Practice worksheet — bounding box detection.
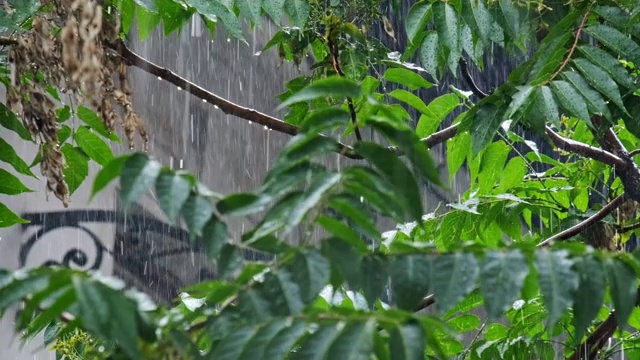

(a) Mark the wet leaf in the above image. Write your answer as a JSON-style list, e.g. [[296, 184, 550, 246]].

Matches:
[[433, 2, 460, 67], [469, 103, 505, 155], [572, 255, 606, 341], [327, 320, 375, 359], [390, 322, 425, 360], [391, 254, 432, 310], [551, 80, 591, 125], [262, 0, 285, 24], [560, 72, 611, 121], [181, 193, 214, 237], [385, 68, 432, 91], [236, 0, 261, 25], [286, 172, 341, 231], [119, 153, 162, 209], [284, 0, 310, 28], [578, 45, 636, 90], [416, 94, 460, 138], [201, 214, 228, 261], [389, 89, 430, 114], [0, 201, 29, 227], [155, 171, 191, 223], [480, 250, 529, 319], [504, 85, 534, 121], [293, 323, 341, 360], [585, 24, 640, 67], [91, 155, 130, 199], [405, 1, 432, 44], [0, 137, 36, 178], [419, 31, 439, 78], [573, 58, 626, 113], [289, 249, 331, 304], [0, 168, 32, 195], [76, 106, 120, 142], [299, 108, 350, 134], [0, 103, 32, 141], [432, 253, 479, 314], [462, 0, 493, 46], [607, 258, 638, 329], [278, 76, 361, 109], [60, 144, 89, 195], [264, 321, 307, 359], [75, 126, 114, 166]]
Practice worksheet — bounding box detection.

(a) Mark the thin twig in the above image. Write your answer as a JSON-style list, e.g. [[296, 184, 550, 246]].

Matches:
[[549, 13, 589, 81], [0, 36, 18, 46], [537, 194, 626, 246], [629, 149, 640, 157], [329, 34, 362, 141], [617, 221, 640, 234]]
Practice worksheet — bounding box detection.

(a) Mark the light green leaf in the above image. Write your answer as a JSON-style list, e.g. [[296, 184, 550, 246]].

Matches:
[[497, 157, 527, 192], [286, 172, 341, 231], [551, 80, 591, 125], [390, 322, 425, 360], [0, 202, 29, 227], [447, 131, 470, 180], [289, 250, 330, 304], [119, 153, 162, 209], [0, 103, 32, 141], [573, 255, 606, 341], [278, 77, 361, 109], [578, 45, 636, 90], [432, 253, 479, 314], [76, 106, 120, 142], [535, 249, 578, 328], [561, 71, 611, 120], [119, 0, 135, 34], [391, 255, 432, 310], [585, 24, 640, 66], [0, 137, 36, 178], [354, 142, 423, 221], [419, 31, 439, 79], [480, 250, 529, 319], [384, 68, 432, 91], [60, 144, 89, 195], [447, 314, 481, 332], [236, 0, 261, 25], [0, 168, 32, 195], [389, 89, 429, 114], [184, 0, 244, 40], [573, 58, 626, 113], [262, 0, 285, 23], [74, 127, 114, 166], [607, 259, 638, 329], [416, 94, 460, 138], [463, 0, 493, 46], [91, 155, 130, 199], [300, 108, 350, 134], [136, 6, 161, 40], [534, 86, 559, 124], [133, 0, 157, 11], [201, 215, 228, 261], [155, 171, 191, 223], [433, 2, 460, 68], [405, 1, 432, 44]]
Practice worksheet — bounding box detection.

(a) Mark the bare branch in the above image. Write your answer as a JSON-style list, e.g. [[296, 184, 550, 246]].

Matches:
[[0, 36, 17, 46], [537, 194, 626, 247], [549, 12, 589, 81]]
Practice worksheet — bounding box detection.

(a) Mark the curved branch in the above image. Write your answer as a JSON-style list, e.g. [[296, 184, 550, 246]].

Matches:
[[0, 36, 18, 46], [549, 13, 589, 81], [545, 126, 626, 167], [459, 58, 488, 99], [537, 194, 626, 246]]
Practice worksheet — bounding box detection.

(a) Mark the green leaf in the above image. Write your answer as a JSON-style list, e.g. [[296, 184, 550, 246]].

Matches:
[[405, 1, 432, 44], [317, 215, 368, 252], [262, 0, 285, 23], [217, 193, 267, 216], [329, 195, 380, 241], [289, 250, 330, 304], [391, 255, 432, 310], [419, 31, 439, 78], [366, 117, 441, 186], [572, 58, 627, 113], [447, 131, 470, 180], [236, 0, 261, 25], [260, 270, 305, 316], [76, 106, 120, 142], [578, 45, 636, 90], [181, 193, 213, 237], [607, 259, 638, 329], [533, 85, 559, 125], [432, 253, 479, 314], [572, 255, 606, 341], [91, 155, 130, 199], [60, 144, 89, 195], [480, 250, 529, 319], [119, 0, 135, 34], [342, 166, 406, 221], [133, 0, 157, 11], [136, 6, 161, 41], [264, 321, 307, 359], [504, 85, 534, 120], [447, 314, 481, 332], [155, 171, 191, 223], [237, 320, 288, 360], [286, 172, 341, 231], [74, 126, 114, 166], [294, 323, 341, 360], [560, 72, 611, 121], [354, 142, 423, 221], [462, 0, 493, 46], [278, 77, 362, 109], [0, 168, 32, 195], [497, 157, 527, 191], [416, 94, 460, 138], [299, 108, 350, 134], [201, 214, 228, 261], [0, 202, 29, 227], [585, 24, 640, 67], [433, 1, 460, 70], [390, 322, 425, 360], [535, 249, 578, 328], [551, 80, 591, 125], [469, 103, 505, 155], [119, 153, 162, 209], [384, 68, 432, 91], [327, 320, 375, 359], [283, 0, 310, 28], [389, 89, 429, 114], [0, 103, 32, 141], [73, 279, 141, 359], [0, 137, 36, 178]]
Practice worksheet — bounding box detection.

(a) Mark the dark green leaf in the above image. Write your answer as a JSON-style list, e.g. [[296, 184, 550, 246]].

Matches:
[[433, 2, 460, 70], [286, 172, 341, 231], [91, 155, 130, 199], [289, 249, 331, 304], [0, 137, 36, 177], [551, 80, 591, 125], [391, 255, 432, 310], [480, 250, 529, 319], [284, 0, 310, 28], [262, 0, 285, 24], [560, 72, 611, 120], [419, 31, 439, 78], [155, 171, 191, 223], [573, 58, 626, 113], [607, 259, 638, 329], [278, 77, 362, 109], [390, 321, 426, 360], [432, 253, 479, 314], [406, 1, 432, 44], [317, 215, 368, 253], [462, 0, 493, 46], [585, 24, 640, 67], [578, 45, 636, 90], [573, 255, 606, 341], [354, 142, 423, 221], [327, 320, 375, 359], [74, 126, 114, 166], [293, 323, 341, 360], [119, 153, 162, 209], [0, 103, 32, 141], [504, 85, 534, 120], [157, 0, 196, 36], [299, 108, 351, 134], [236, 0, 261, 25], [60, 144, 89, 195], [264, 321, 307, 359], [535, 249, 578, 327], [201, 214, 228, 261], [360, 255, 388, 307], [469, 103, 505, 154], [0, 168, 32, 195], [329, 195, 380, 241], [237, 320, 288, 360]]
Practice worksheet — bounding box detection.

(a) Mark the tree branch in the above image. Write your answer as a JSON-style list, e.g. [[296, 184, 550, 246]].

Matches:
[[549, 12, 589, 81], [0, 36, 17, 46], [545, 126, 625, 167], [537, 194, 626, 247]]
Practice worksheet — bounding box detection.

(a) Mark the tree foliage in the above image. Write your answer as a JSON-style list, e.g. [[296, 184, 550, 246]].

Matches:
[[2, 0, 640, 359]]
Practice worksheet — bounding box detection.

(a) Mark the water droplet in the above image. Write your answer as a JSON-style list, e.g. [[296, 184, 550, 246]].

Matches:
[[202, 99, 206, 103], [248, 121, 252, 125], [227, 38, 231, 42], [263, 125, 268, 130], [157, 76, 161, 80], [254, 51, 262, 56], [213, 105, 219, 109], [177, 86, 182, 91], [179, 159, 184, 169]]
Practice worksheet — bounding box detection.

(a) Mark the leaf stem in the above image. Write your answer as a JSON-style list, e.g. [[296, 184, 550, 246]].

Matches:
[[549, 12, 589, 82]]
